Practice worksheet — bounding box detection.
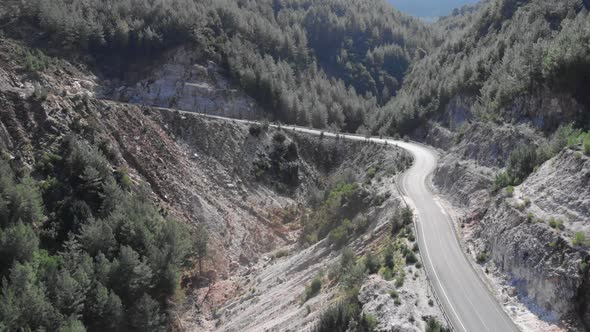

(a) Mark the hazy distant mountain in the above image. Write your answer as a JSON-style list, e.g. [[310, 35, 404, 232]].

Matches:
[[387, 0, 479, 18]]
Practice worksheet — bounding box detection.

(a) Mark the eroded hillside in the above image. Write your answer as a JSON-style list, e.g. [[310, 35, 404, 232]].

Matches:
[[0, 36, 449, 331]]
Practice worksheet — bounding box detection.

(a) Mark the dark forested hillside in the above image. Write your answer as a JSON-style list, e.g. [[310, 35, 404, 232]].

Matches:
[[2, 0, 588, 135], [373, 0, 590, 135], [0, 137, 200, 331], [2, 0, 434, 133]]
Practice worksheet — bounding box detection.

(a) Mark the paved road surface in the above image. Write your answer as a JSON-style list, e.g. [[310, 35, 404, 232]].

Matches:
[[154, 107, 519, 332]]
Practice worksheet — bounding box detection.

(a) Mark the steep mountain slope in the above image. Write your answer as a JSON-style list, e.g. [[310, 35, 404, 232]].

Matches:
[[375, 0, 590, 135], [0, 35, 448, 331], [2, 0, 590, 331]]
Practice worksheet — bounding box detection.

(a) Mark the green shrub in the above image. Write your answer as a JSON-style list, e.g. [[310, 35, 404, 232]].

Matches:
[[573, 232, 588, 247], [506, 186, 514, 197], [354, 215, 370, 235], [313, 301, 358, 332], [389, 289, 399, 299], [272, 249, 289, 260], [493, 172, 512, 192], [35, 152, 63, 175], [548, 218, 564, 230], [364, 252, 380, 274], [303, 275, 323, 302], [476, 251, 488, 263], [383, 244, 395, 269], [273, 132, 287, 144], [405, 250, 418, 265], [303, 182, 360, 245], [526, 213, 535, 223], [114, 168, 132, 189], [425, 317, 450, 332], [328, 219, 353, 248], [379, 266, 393, 281], [22, 49, 54, 73], [584, 137, 590, 156], [394, 274, 404, 288], [249, 124, 263, 137], [401, 207, 413, 225], [361, 314, 377, 332], [366, 168, 377, 181]]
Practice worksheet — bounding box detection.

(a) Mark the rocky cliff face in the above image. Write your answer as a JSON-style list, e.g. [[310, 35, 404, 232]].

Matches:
[[429, 119, 590, 330], [113, 46, 264, 120]]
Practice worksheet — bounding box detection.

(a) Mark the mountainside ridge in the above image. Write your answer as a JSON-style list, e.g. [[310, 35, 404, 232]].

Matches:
[[1, 0, 590, 331]]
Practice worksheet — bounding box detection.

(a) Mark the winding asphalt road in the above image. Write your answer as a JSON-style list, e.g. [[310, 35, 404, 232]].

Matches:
[[392, 141, 518, 332], [154, 107, 519, 332]]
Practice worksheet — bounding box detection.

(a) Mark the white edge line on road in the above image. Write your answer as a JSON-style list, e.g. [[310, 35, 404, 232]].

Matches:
[[406, 197, 468, 332]]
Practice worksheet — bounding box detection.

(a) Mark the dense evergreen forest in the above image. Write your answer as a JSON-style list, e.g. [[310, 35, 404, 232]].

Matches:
[[0, 136, 206, 331], [2, 0, 589, 135], [2, 0, 435, 133], [373, 0, 590, 134]]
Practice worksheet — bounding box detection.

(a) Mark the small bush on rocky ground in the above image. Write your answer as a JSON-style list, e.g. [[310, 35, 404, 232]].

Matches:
[[361, 314, 377, 332], [476, 251, 488, 263], [506, 186, 514, 197], [379, 266, 394, 280], [20, 48, 55, 73], [403, 246, 418, 265], [328, 219, 353, 248], [526, 212, 535, 223], [249, 124, 263, 137], [272, 249, 289, 260], [303, 274, 323, 302], [492, 172, 512, 192], [425, 317, 450, 332], [313, 300, 358, 332], [584, 137, 590, 156], [364, 252, 380, 274], [389, 289, 399, 299], [394, 271, 405, 288], [548, 218, 565, 230], [390, 206, 413, 235], [573, 232, 589, 247], [273, 132, 287, 144]]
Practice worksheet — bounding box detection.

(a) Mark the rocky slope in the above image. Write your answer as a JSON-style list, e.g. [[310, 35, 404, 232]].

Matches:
[[112, 46, 264, 121], [429, 120, 590, 331]]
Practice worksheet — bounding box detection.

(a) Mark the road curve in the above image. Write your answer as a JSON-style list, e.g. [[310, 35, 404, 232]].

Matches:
[[152, 107, 518, 332], [392, 141, 518, 332]]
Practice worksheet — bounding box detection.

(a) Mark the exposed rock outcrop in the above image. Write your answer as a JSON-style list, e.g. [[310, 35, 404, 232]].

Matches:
[[430, 120, 590, 330], [114, 46, 264, 120]]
